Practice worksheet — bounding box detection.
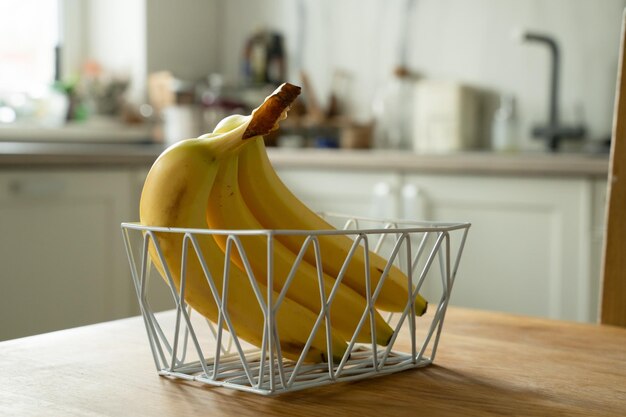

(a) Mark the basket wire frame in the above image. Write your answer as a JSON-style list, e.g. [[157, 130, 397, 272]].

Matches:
[[121, 215, 470, 395]]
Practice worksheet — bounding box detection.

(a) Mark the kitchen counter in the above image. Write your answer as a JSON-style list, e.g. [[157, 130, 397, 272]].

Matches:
[[0, 117, 153, 144], [269, 147, 610, 177], [1, 307, 625, 416], [0, 140, 164, 166], [0, 140, 609, 177]]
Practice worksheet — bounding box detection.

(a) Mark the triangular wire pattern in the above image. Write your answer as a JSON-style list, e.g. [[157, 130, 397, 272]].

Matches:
[[121, 215, 470, 395]]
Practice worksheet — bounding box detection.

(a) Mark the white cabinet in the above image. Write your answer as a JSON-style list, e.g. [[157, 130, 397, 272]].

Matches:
[[276, 168, 402, 219], [0, 162, 603, 341], [0, 169, 137, 340], [275, 167, 606, 323], [402, 174, 599, 322]]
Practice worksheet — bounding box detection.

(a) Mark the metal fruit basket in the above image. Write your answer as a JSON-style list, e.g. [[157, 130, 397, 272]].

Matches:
[[121, 214, 470, 395]]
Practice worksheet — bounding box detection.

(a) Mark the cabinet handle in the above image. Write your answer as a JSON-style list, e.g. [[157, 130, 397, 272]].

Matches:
[[402, 184, 426, 220], [8, 178, 66, 198]]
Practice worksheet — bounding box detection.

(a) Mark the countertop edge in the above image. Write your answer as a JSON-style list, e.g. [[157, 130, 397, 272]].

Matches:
[[0, 141, 610, 177], [267, 148, 610, 177]]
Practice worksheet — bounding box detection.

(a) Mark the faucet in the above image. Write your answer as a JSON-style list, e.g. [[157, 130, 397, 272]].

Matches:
[[517, 30, 586, 151]]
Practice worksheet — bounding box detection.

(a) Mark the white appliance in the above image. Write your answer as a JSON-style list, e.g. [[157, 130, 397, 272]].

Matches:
[[412, 80, 479, 153]]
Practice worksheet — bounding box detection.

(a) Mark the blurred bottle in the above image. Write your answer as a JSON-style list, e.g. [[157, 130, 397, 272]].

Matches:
[[162, 77, 201, 144], [41, 84, 70, 127], [201, 74, 246, 132], [242, 30, 286, 87], [266, 33, 286, 85], [202, 74, 227, 132], [491, 94, 519, 152], [372, 67, 415, 150]]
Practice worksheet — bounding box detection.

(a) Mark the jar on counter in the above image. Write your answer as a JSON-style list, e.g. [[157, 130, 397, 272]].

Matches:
[[491, 94, 519, 152]]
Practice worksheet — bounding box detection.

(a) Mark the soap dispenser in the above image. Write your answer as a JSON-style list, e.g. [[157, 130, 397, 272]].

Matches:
[[491, 94, 518, 152]]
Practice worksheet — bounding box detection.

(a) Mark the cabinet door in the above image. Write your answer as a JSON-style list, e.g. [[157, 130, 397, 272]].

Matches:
[[403, 174, 595, 322], [275, 168, 402, 219], [0, 169, 136, 340]]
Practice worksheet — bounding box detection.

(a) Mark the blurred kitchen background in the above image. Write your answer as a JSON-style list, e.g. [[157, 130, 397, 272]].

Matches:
[[1, 0, 623, 340]]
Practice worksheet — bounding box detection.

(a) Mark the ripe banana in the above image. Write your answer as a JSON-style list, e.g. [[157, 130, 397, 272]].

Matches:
[[139, 94, 347, 363], [237, 136, 428, 315], [206, 152, 394, 346]]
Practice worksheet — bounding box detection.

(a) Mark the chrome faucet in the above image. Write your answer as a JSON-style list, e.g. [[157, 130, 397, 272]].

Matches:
[[518, 30, 586, 151]]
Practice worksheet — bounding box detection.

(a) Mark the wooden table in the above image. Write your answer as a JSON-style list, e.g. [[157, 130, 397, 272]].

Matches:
[[2, 307, 625, 416]]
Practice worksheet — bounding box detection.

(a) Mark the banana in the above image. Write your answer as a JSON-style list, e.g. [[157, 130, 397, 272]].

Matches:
[[139, 89, 347, 363], [206, 152, 394, 346], [237, 136, 428, 315]]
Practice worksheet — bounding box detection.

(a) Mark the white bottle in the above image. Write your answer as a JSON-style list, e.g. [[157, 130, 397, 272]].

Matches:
[[491, 94, 518, 152], [372, 67, 415, 150]]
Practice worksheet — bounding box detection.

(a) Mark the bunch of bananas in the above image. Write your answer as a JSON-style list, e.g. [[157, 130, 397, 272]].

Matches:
[[140, 83, 427, 363]]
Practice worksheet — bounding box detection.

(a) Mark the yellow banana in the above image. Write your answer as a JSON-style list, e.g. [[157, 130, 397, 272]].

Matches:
[[237, 136, 428, 315], [206, 152, 394, 346], [140, 104, 347, 363]]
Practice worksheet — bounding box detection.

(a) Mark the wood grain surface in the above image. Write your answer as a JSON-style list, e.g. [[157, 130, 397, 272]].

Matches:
[[1, 307, 625, 417]]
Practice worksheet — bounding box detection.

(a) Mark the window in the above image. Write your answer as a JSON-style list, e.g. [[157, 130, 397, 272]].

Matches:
[[0, 0, 60, 95]]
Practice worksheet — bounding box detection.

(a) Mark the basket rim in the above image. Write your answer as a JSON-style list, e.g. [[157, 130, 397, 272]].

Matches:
[[121, 218, 471, 236]]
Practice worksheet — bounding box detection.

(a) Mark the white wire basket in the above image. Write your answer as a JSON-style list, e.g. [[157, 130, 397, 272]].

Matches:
[[121, 214, 470, 395]]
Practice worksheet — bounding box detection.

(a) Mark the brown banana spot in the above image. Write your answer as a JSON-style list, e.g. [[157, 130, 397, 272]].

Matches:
[[281, 341, 305, 354], [165, 184, 187, 220]]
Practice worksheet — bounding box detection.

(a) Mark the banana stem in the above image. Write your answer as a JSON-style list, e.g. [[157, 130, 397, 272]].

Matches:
[[243, 83, 301, 140]]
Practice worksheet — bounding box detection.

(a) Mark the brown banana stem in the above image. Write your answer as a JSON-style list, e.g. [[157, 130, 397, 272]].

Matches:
[[242, 83, 301, 140]]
